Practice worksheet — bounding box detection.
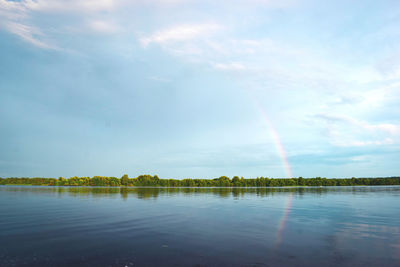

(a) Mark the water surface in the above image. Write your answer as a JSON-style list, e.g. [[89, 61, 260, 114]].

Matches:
[[1, 186, 400, 266]]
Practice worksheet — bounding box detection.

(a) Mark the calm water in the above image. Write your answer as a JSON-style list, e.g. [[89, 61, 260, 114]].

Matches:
[[1, 186, 400, 267]]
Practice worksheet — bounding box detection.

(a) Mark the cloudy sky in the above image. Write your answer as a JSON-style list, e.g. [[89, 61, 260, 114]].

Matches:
[[1, 0, 399, 178]]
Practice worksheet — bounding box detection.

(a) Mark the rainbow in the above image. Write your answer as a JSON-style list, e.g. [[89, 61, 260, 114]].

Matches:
[[246, 90, 294, 250], [248, 93, 293, 178]]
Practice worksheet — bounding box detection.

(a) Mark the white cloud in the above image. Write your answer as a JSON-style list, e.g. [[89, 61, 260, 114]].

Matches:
[[5, 22, 56, 49], [0, 0, 122, 48], [0, 0, 27, 20], [313, 113, 400, 147], [140, 23, 222, 47], [24, 0, 116, 13], [213, 62, 247, 71], [244, 0, 297, 8], [317, 113, 400, 134], [88, 20, 120, 34], [0, 0, 293, 52]]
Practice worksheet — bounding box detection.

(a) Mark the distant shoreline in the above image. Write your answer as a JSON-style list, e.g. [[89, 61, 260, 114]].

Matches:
[[1, 175, 399, 187], [1, 185, 399, 188]]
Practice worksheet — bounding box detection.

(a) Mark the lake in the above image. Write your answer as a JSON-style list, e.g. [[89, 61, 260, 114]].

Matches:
[[1, 186, 399, 266]]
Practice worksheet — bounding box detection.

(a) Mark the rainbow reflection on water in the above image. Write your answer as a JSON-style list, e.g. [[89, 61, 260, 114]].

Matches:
[[247, 92, 294, 250]]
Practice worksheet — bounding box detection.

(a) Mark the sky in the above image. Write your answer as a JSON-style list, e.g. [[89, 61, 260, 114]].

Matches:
[[0, 0, 400, 179]]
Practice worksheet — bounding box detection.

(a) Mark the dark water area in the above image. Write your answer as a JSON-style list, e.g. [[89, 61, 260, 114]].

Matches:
[[1, 186, 400, 267]]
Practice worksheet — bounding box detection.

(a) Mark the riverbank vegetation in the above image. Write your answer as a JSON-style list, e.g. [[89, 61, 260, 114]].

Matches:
[[1, 175, 399, 187]]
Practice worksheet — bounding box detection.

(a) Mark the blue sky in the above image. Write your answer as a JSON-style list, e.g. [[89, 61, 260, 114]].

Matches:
[[0, 0, 399, 178]]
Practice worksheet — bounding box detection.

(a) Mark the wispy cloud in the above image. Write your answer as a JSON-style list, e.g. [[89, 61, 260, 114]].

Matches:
[[212, 62, 247, 71], [23, 0, 117, 13], [0, 0, 27, 20], [140, 23, 222, 47], [0, 0, 123, 48], [5, 22, 56, 49], [87, 20, 120, 34], [313, 113, 400, 147], [0, 0, 50, 48]]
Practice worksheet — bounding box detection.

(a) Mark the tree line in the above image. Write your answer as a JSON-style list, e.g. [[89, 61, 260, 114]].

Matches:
[[0, 175, 399, 187]]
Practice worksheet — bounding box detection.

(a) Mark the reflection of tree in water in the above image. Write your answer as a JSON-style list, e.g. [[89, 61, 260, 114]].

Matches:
[[134, 188, 160, 199], [67, 187, 121, 199], [120, 188, 128, 201], [0, 186, 371, 200]]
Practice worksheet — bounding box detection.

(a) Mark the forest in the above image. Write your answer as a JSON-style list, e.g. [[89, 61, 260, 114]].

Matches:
[[1, 175, 400, 187]]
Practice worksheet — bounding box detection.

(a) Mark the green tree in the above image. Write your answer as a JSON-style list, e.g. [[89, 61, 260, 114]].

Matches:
[[232, 176, 240, 187], [121, 174, 129, 186]]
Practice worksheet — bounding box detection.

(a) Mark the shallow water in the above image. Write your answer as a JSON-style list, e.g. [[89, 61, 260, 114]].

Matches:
[[1, 186, 400, 266]]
